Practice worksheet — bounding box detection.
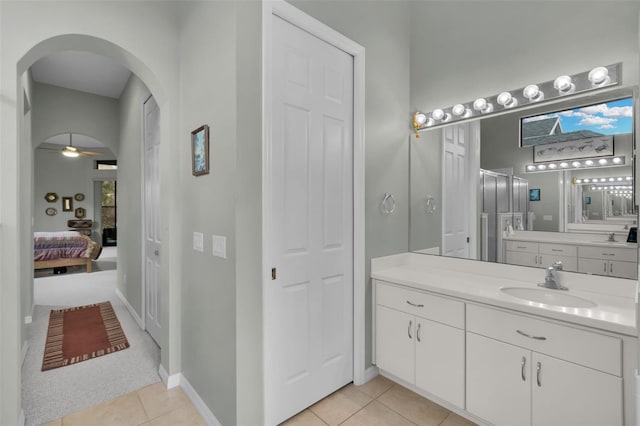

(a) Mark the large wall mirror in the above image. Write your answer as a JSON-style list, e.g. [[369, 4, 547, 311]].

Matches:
[[410, 86, 638, 279]]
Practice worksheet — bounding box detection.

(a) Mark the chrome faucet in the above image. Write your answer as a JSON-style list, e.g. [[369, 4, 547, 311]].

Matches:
[[608, 232, 617, 242], [538, 261, 568, 290]]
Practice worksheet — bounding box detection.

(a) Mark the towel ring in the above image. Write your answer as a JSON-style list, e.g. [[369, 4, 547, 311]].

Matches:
[[381, 193, 396, 214]]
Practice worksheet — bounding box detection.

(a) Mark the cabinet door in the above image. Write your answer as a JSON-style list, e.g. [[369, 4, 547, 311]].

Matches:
[[608, 260, 637, 279], [466, 333, 530, 426], [532, 353, 622, 426], [376, 306, 414, 384], [577, 258, 608, 276], [415, 319, 464, 408], [506, 250, 540, 268]]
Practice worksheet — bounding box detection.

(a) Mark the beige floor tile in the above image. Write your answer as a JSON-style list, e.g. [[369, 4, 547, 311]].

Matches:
[[377, 385, 449, 426], [341, 400, 416, 426], [137, 382, 192, 420], [440, 412, 478, 426], [63, 392, 148, 426], [43, 420, 62, 426], [355, 375, 394, 399], [141, 405, 206, 426], [281, 409, 328, 426], [309, 384, 372, 426]]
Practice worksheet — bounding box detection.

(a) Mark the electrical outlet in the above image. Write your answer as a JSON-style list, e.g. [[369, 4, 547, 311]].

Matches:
[[212, 235, 227, 259]]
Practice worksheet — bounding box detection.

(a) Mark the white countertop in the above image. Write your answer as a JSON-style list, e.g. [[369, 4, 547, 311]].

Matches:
[[371, 253, 638, 336], [503, 230, 636, 249]]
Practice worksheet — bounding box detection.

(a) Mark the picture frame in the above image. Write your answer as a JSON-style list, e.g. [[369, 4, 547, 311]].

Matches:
[[62, 197, 73, 212], [585, 196, 591, 205], [74, 207, 86, 219], [74, 193, 85, 201], [45, 192, 59, 203], [191, 124, 210, 176], [45, 207, 57, 216], [532, 136, 614, 163], [529, 188, 541, 202]]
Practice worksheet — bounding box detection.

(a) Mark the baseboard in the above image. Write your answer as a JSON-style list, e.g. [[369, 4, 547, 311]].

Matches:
[[21, 341, 28, 366], [158, 364, 180, 389], [115, 287, 144, 329], [180, 373, 222, 426], [24, 303, 34, 324]]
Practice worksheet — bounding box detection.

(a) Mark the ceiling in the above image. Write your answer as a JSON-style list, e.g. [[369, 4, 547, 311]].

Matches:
[[30, 50, 131, 99]]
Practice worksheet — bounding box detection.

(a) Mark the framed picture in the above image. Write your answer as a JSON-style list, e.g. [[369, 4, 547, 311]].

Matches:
[[74, 207, 86, 219], [45, 207, 57, 216], [532, 136, 614, 163], [62, 197, 73, 212], [45, 192, 58, 203], [585, 196, 591, 205], [74, 193, 85, 201], [191, 124, 210, 176], [529, 188, 541, 202]]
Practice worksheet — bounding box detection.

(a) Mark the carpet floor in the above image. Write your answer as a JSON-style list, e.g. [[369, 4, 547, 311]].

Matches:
[[23, 250, 161, 426]]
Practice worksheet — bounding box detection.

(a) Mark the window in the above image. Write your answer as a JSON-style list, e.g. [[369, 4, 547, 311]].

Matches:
[[96, 160, 118, 170]]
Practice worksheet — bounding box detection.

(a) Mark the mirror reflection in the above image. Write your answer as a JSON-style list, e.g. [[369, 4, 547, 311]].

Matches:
[[410, 87, 637, 279]]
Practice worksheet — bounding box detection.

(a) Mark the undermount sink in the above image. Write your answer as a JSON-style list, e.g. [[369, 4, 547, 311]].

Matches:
[[501, 287, 597, 308]]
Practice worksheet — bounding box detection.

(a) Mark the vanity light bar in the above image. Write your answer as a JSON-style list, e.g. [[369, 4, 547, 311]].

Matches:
[[525, 156, 625, 173], [412, 63, 620, 132]]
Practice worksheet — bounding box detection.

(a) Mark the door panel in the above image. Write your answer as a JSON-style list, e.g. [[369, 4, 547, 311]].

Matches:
[[443, 124, 470, 258], [266, 15, 354, 425], [143, 95, 161, 346]]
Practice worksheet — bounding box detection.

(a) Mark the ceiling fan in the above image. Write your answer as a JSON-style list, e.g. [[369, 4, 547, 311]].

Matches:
[[39, 133, 104, 157]]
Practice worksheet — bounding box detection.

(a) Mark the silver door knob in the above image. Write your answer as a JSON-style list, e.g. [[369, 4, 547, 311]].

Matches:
[[154, 250, 159, 256]]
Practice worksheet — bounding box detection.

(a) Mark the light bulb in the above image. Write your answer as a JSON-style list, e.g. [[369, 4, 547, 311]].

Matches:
[[572, 161, 581, 167], [612, 157, 622, 164], [600, 178, 606, 182], [554, 75, 575, 94], [537, 164, 547, 170], [523, 84, 544, 102], [548, 163, 557, 169], [497, 92, 517, 108], [473, 98, 493, 113], [575, 179, 582, 183], [585, 160, 594, 166], [583, 179, 590, 183], [452, 104, 470, 117], [527, 165, 536, 171], [609, 178, 615, 182], [599, 158, 608, 165], [560, 162, 569, 168], [414, 112, 427, 126], [588, 66, 610, 87], [432, 109, 445, 120]]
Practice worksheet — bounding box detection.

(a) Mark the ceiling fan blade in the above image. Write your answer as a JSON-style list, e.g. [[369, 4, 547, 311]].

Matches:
[[78, 150, 104, 156], [36, 146, 62, 152]]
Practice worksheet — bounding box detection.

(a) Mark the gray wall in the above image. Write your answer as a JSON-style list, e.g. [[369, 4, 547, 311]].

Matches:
[[117, 74, 150, 319], [31, 82, 119, 153], [178, 2, 238, 424], [290, 0, 412, 371]]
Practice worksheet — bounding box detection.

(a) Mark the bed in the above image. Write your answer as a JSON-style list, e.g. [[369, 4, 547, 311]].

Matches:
[[34, 231, 102, 273]]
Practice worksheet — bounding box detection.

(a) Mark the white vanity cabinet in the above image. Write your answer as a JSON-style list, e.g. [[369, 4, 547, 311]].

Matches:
[[578, 246, 637, 279], [504, 241, 577, 271], [375, 281, 465, 408], [466, 304, 623, 426]]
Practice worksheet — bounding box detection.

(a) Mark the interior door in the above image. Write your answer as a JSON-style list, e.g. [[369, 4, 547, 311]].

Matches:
[[265, 14, 354, 425], [143, 95, 161, 346], [443, 124, 470, 258]]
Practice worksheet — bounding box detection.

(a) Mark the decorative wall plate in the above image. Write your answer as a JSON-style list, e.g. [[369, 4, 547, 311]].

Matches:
[[45, 192, 59, 203], [74, 207, 86, 219], [45, 207, 57, 216], [74, 193, 85, 201]]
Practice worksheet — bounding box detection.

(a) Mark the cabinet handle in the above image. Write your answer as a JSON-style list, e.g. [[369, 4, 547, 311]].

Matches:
[[517, 246, 527, 249], [536, 362, 542, 387], [416, 323, 421, 342], [610, 263, 613, 273], [408, 320, 412, 339], [521, 356, 526, 381], [516, 329, 547, 341], [602, 253, 615, 256], [406, 300, 424, 308], [604, 261, 607, 273], [551, 249, 563, 252], [539, 255, 542, 265]]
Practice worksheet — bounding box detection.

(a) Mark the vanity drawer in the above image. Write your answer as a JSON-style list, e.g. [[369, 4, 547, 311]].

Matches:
[[505, 241, 538, 253], [579, 246, 636, 262], [539, 243, 577, 257], [466, 304, 621, 376], [376, 281, 464, 329]]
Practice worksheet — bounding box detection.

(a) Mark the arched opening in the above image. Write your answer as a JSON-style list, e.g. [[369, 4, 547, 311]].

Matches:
[[16, 34, 172, 424]]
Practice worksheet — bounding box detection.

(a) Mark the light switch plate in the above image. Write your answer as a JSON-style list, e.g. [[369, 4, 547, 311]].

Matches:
[[212, 235, 227, 259], [193, 232, 204, 252]]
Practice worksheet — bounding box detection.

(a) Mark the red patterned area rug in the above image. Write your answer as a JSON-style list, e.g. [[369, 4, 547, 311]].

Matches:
[[42, 301, 130, 371]]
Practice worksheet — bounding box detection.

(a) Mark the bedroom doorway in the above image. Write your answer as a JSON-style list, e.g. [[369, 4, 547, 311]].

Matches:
[[101, 180, 117, 247]]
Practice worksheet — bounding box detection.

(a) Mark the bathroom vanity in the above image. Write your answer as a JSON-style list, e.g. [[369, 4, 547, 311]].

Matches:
[[372, 253, 638, 426], [503, 230, 637, 279]]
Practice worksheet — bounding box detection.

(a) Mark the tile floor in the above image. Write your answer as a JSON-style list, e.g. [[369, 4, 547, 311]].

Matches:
[[283, 375, 478, 426], [42, 375, 477, 426], [43, 382, 205, 426]]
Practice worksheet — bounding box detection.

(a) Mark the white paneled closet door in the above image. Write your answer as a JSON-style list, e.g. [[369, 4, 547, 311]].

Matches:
[[143, 95, 161, 346], [265, 14, 354, 425]]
